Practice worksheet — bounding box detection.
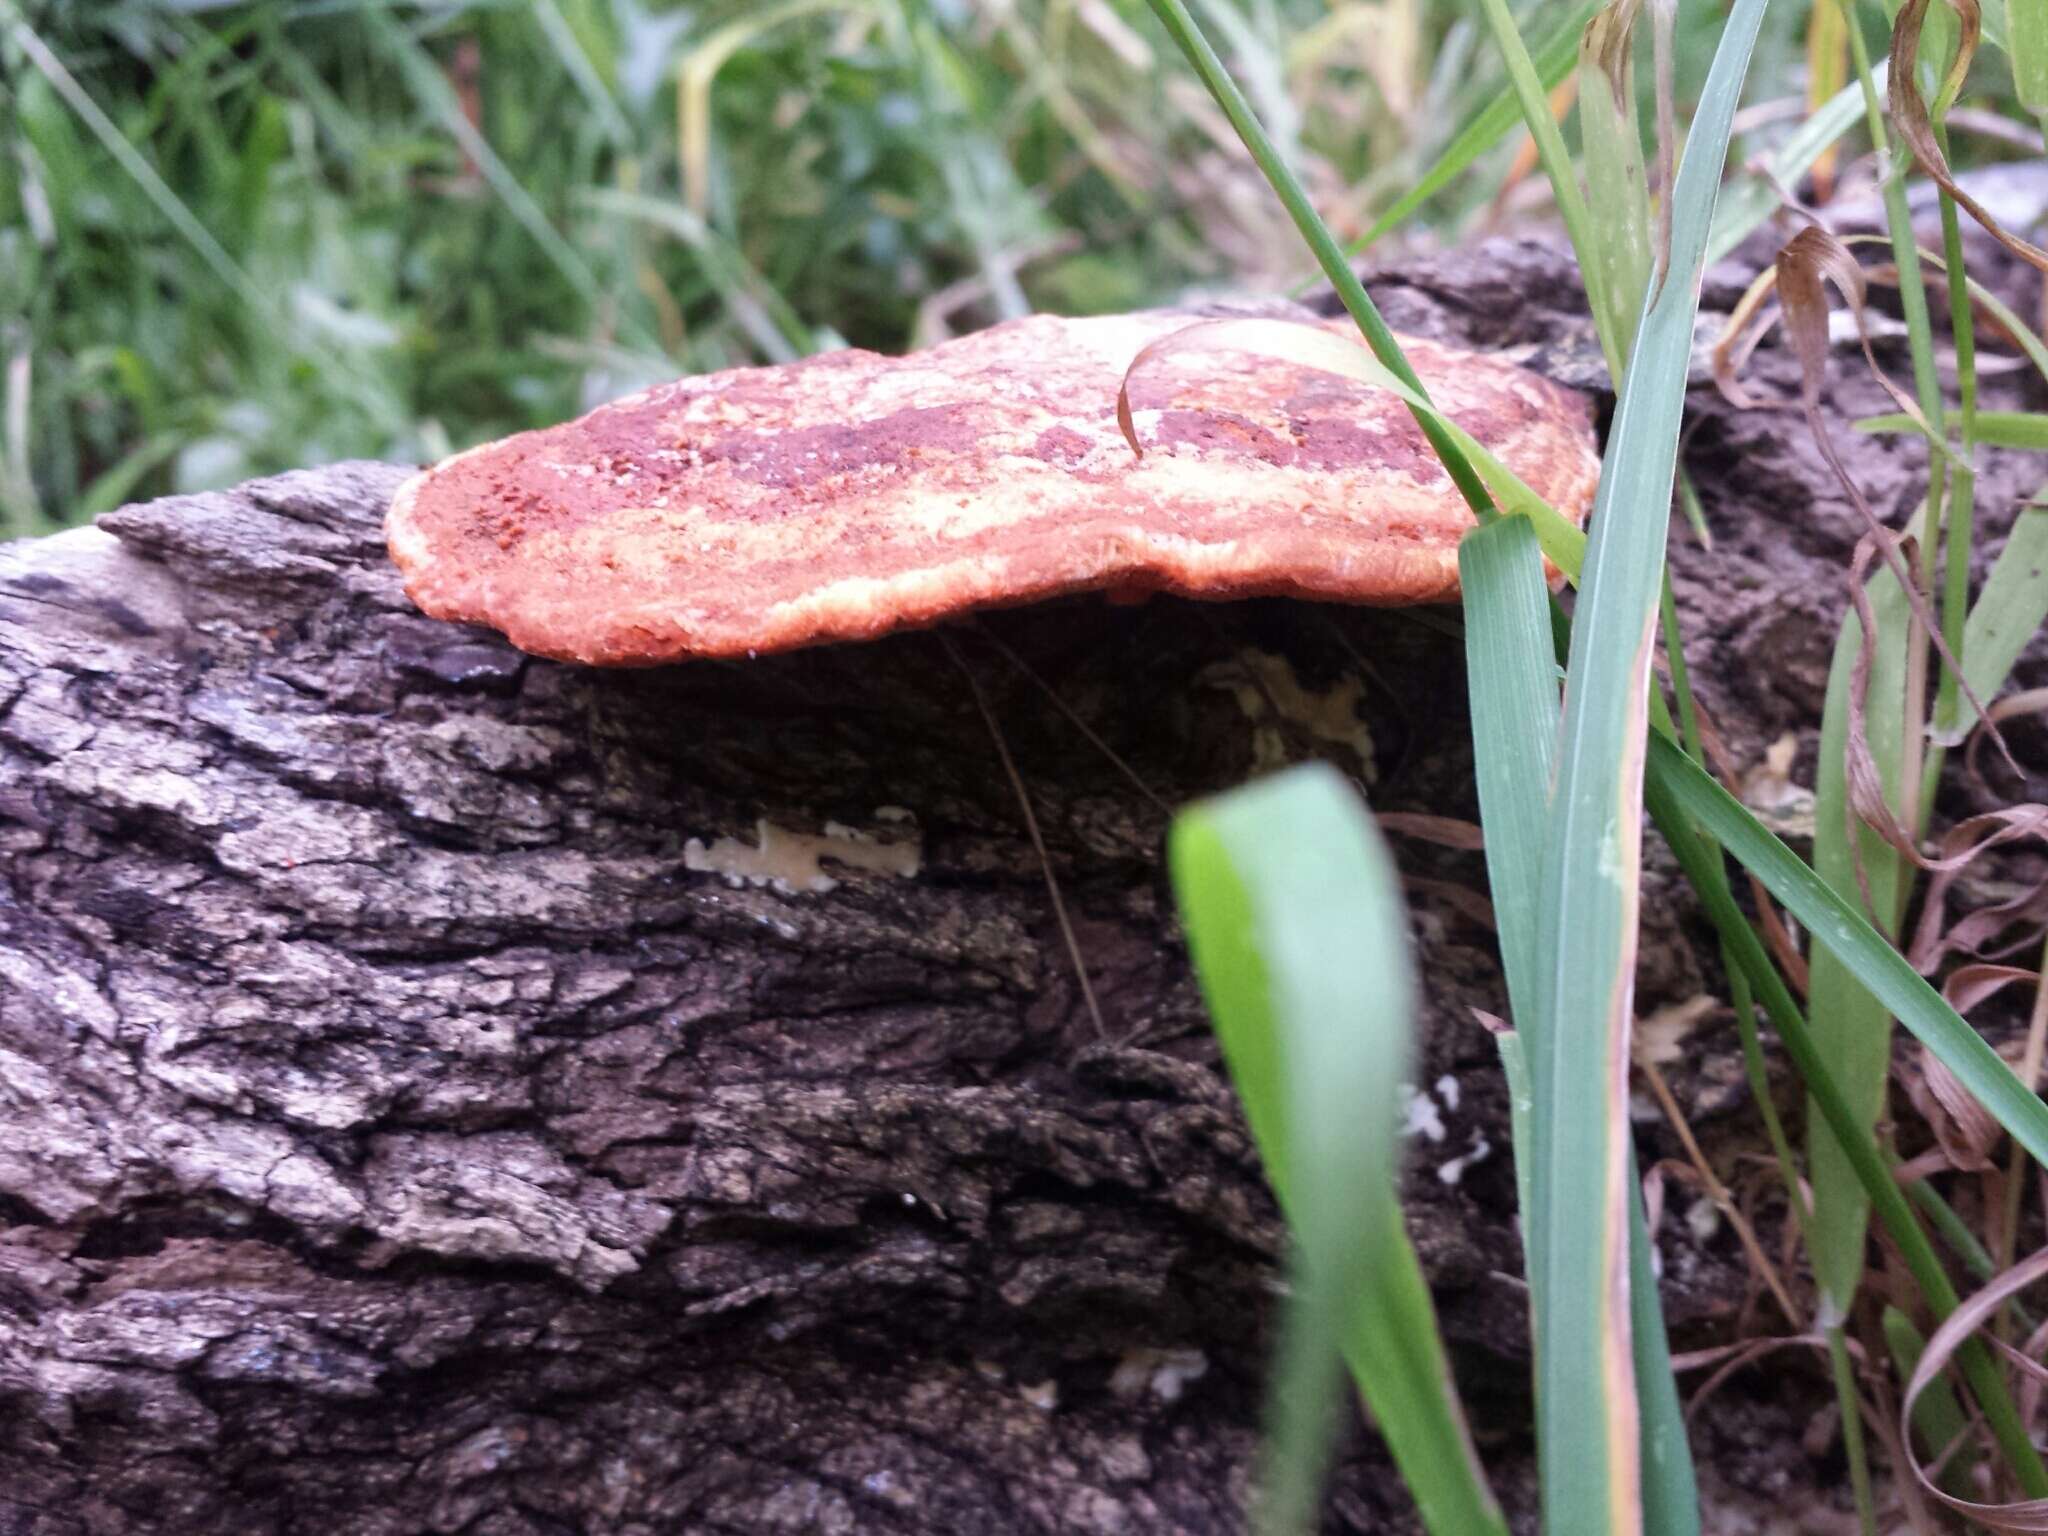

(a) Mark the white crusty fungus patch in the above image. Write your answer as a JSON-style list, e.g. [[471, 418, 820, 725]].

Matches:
[[1110, 1346, 1209, 1404], [683, 816, 921, 895], [1437, 1131, 1491, 1187], [1399, 1082, 1446, 1144], [1687, 1195, 1721, 1245], [1633, 993, 1717, 1068], [1018, 1378, 1060, 1412], [1197, 648, 1376, 779], [1740, 731, 1816, 840]]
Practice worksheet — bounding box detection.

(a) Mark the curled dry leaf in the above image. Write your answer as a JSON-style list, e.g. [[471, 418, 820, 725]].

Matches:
[[1903, 1041, 2004, 1172], [1581, 1, 1644, 123], [1890, 0, 2048, 279], [1709, 263, 1789, 412], [1907, 806, 2048, 973], [1970, 688, 2048, 788], [1902, 1246, 2048, 1532], [1944, 964, 2041, 1016]]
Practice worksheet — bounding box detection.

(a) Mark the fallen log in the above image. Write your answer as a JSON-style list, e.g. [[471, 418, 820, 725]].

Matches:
[[2, 237, 2043, 1534]]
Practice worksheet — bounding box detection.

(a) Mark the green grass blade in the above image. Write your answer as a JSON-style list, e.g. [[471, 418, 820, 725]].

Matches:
[[2010, 0, 2048, 117], [1170, 765, 1505, 1536], [1138, 0, 1500, 522], [1882, 1306, 1977, 1496], [1706, 69, 1875, 266], [530, 0, 634, 147], [5, 11, 404, 439], [1648, 735, 2048, 1165], [1799, 0, 1955, 1356], [576, 187, 813, 362], [1458, 512, 1560, 1350], [1495, 1029, 1537, 1251], [363, 9, 655, 354], [1854, 410, 2048, 449], [1956, 498, 2048, 735], [1528, 3, 1768, 1527], [1979, 0, 2011, 54], [1343, 1, 1599, 258], [1578, 0, 1655, 364], [1459, 515, 1560, 1026], [1628, 1144, 1700, 1536], [1806, 557, 1912, 1315], [1472, 0, 1619, 378], [1909, 249, 2048, 392], [1464, 409, 1699, 1536], [1640, 745, 2048, 1497]]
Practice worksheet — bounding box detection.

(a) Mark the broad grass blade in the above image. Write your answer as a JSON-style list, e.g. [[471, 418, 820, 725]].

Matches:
[[1806, 545, 1913, 1316], [1462, 515, 1699, 1535], [1527, 3, 1767, 1529], [1578, 0, 1654, 361], [1958, 498, 2048, 734], [1459, 516, 1560, 1024], [2014, 0, 2048, 116], [1170, 765, 1504, 1536], [1628, 1143, 1699, 1536], [1883, 1306, 1978, 1497]]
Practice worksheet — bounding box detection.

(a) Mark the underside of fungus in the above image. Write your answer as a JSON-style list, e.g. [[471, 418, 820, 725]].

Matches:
[[387, 310, 1600, 665]]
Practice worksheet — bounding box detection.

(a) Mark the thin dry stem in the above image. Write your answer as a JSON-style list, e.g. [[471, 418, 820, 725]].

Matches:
[[941, 632, 1108, 1040]]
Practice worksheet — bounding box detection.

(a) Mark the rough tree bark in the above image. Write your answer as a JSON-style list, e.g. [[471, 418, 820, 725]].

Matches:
[[2, 238, 2044, 1535]]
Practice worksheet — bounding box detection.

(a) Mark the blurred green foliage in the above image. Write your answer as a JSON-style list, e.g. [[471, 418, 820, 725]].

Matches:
[[0, 0, 1626, 529], [0, 0, 1999, 531]]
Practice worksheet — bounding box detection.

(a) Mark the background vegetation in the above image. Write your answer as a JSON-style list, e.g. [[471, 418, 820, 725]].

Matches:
[[4, 0, 2017, 535]]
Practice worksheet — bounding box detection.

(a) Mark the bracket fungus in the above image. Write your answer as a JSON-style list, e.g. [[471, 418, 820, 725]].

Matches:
[[387, 311, 1599, 664]]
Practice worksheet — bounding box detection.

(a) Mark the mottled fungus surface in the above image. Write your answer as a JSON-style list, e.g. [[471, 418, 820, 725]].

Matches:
[[387, 311, 1599, 664]]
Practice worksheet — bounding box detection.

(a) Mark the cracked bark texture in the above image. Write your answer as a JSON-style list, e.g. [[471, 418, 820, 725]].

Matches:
[[2, 236, 2045, 1535]]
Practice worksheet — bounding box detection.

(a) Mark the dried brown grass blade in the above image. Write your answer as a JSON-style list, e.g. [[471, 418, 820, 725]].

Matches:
[[1710, 264, 1786, 410], [1674, 1332, 1841, 1420], [1762, 228, 2017, 873], [941, 633, 1109, 1040], [1903, 1042, 2005, 1171], [1945, 964, 2040, 1014], [1639, 1057, 1803, 1327], [1889, 0, 2048, 278]]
